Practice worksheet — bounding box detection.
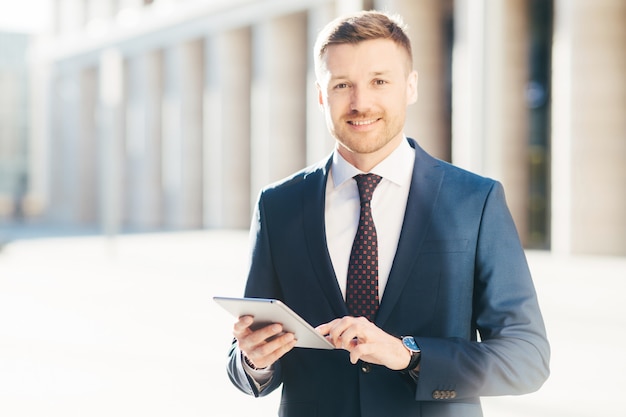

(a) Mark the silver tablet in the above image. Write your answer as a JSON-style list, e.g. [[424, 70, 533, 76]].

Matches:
[[213, 296, 334, 350]]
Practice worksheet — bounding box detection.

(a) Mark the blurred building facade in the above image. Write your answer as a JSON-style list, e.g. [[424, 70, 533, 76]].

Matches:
[[0, 32, 30, 222], [12, 0, 626, 256]]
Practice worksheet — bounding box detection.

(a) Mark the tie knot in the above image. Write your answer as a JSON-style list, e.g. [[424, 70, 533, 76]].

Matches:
[[354, 174, 382, 204]]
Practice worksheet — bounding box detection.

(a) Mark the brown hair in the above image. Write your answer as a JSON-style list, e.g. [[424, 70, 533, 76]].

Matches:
[[314, 10, 413, 75]]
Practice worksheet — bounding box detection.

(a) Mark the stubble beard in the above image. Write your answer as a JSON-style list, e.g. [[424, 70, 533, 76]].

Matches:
[[331, 112, 403, 157]]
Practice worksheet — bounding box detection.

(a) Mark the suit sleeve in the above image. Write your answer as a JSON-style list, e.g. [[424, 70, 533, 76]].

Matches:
[[414, 182, 550, 400], [226, 191, 284, 397]]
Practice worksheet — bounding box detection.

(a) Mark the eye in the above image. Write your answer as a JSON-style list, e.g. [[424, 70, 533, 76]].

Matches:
[[334, 83, 349, 90], [374, 79, 387, 86]]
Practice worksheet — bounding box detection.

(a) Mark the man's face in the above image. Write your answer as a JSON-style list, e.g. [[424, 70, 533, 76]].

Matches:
[[317, 38, 417, 166]]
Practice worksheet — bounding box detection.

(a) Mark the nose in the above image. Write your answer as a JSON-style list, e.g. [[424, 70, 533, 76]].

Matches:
[[350, 85, 371, 113]]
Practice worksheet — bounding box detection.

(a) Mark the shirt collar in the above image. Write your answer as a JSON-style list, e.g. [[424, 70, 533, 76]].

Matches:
[[331, 137, 415, 188]]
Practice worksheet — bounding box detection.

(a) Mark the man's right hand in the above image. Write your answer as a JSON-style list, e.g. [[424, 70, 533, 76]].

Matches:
[[233, 315, 298, 369]]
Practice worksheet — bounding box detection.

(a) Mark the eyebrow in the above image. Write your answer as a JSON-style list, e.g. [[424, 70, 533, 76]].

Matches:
[[329, 70, 392, 81]]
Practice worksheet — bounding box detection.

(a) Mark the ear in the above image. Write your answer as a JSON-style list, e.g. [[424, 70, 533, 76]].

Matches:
[[406, 70, 418, 105], [316, 82, 325, 109]]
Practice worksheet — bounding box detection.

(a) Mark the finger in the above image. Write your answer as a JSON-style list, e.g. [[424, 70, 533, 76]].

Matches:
[[237, 322, 284, 356], [316, 319, 344, 347], [257, 340, 297, 369], [247, 323, 285, 346], [343, 335, 370, 364], [233, 315, 254, 337], [256, 331, 296, 357], [336, 325, 359, 350], [247, 332, 297, 368], [326, 316, 355, 346], [315, 319, 340, 336], [332, 317, 373, 349]]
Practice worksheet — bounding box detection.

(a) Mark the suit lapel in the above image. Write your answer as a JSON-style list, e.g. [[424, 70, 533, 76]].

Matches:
[[302, 156, 349, 318], [375, 139, 445, 327]]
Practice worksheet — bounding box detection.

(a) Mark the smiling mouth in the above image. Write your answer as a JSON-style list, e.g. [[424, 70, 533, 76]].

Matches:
[[348, 118, 379, 126]]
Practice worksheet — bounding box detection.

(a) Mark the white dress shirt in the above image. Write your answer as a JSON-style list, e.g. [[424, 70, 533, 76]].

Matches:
[[325, 138, 415, 301]]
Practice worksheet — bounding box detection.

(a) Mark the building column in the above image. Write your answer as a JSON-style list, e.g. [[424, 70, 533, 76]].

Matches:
[[204, 28, 252, 229], [375, 0, 451, 161], [98, 49, 125, 237], [47, 64, 99, 227], [27, 58, 52, 218], [161, 40, 204, 230], [45, 69, 64, 223], [48, 65, 80, 225], [77, 67, 99, 224], [250, 13, 308, 202], [552, 0, 626, 255], [0, 35, 29, 220], [484, 0, 530, 244], [180, 40, 204, 229], [453, 0, 530, 244], [125, 50, 163, 230], [306, 4, 336, 165]]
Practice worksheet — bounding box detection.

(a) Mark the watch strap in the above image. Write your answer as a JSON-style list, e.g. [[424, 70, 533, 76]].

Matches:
[[401, 350, 421, 372]]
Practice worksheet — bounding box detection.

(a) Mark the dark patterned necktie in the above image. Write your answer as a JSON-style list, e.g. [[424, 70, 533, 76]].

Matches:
[[346, 174, 382, 321]]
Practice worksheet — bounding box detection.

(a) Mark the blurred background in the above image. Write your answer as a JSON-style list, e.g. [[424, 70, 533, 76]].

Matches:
[[0, 0, 625, 416], [0, 0, 623, 255]]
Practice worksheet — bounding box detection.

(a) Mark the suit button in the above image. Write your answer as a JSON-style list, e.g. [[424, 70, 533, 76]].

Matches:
[[432, 389, 457, 400], [360, 363, 371, 373]]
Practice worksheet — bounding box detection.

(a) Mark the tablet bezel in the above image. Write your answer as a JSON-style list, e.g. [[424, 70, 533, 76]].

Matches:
[[213, 296, 334, 350]]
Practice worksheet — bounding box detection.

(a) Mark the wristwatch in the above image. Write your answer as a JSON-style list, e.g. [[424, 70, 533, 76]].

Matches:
[[400, 336, 421, 372]]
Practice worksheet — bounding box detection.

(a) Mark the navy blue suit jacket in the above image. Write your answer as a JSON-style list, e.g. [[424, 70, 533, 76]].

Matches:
[[228, 139, 550, 417]]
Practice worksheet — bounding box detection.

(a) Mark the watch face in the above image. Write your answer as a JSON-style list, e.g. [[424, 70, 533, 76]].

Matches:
[[402, 336, 420, 352]]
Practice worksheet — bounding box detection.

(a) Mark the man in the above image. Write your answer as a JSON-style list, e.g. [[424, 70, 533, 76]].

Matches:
[[227, 10, 550, 417]]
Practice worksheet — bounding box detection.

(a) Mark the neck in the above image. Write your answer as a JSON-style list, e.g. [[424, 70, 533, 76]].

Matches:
[[337, 136, 404, 172]]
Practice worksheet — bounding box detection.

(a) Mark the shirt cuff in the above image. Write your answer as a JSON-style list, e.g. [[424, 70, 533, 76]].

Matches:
[[241, 353, 274, 390]]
